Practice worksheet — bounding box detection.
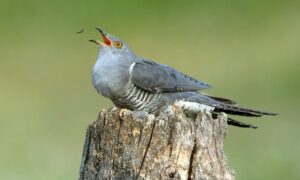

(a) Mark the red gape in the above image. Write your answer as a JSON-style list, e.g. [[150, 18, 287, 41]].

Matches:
[[102, 34, 111, 46]]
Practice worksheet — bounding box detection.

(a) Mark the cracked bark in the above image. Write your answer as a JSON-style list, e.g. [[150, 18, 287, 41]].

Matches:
[[79, 106, 235, 180]]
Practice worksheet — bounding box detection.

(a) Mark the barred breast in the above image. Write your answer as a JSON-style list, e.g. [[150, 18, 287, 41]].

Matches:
[[112, 83, 163, 113]]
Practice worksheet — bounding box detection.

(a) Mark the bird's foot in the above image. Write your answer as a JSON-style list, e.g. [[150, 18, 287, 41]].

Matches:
[[118, 108, 129, 118], [172, 104, 182, 114]]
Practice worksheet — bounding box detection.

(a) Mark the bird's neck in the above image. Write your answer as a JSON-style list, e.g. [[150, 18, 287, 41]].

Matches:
[[92, 51, 134, 97]]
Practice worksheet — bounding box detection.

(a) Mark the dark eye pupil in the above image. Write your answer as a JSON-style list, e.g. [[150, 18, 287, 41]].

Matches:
[[115, 41, 122, 48]]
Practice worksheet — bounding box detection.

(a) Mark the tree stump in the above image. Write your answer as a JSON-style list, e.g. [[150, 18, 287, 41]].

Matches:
[[79, 104, 235, 180]]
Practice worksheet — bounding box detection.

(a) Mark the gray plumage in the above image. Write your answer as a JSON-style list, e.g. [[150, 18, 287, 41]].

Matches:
[[90, 28, 276, 128]]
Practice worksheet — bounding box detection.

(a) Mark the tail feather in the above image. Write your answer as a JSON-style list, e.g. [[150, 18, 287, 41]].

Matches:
[[228, 117, 258, 129], [200, 93, 277, 117], [195, 93, 277, 129], [206, 96, 238, 106], [176, 92, 277, 117], [214, 104, 277, 117], [212, 114, 258, 129]]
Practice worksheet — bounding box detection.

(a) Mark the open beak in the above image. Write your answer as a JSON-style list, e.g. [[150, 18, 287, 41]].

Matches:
[[89, 27, 112, 46], [89, 39, 102, 45]]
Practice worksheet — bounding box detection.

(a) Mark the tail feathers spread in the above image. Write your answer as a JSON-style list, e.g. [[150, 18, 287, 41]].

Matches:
[[214, 104, 278, 117], [228, 117, 258, 129]]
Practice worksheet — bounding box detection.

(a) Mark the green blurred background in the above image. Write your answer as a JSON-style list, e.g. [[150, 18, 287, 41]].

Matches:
[[0, 0, 299, 179]]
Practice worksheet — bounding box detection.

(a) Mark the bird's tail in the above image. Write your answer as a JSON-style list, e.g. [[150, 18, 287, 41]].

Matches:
[[213, 103, 277, 117], [171, 92, 277, 129], [210, 97, 277, 129], [211, 113, 258, 129], [186, 92, 277, 117], [227, 117, 258, 129]]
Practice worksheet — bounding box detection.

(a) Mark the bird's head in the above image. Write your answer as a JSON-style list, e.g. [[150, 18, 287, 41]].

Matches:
[[90, 28, 133, 56]]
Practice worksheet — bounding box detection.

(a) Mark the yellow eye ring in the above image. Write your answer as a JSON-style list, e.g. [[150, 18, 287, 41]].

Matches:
[[113, 41, 123, 48]]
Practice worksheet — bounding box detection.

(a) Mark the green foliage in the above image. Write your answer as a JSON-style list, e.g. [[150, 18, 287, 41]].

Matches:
[[0, 0, 299, 179]]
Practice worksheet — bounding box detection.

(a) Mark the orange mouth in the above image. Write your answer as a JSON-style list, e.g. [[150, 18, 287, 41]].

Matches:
[[96, 27, 111, 46], [89, 28, 112, 46]]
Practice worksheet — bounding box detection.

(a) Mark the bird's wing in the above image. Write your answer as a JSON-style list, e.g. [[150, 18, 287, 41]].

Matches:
[[130, 59, 211, 93]]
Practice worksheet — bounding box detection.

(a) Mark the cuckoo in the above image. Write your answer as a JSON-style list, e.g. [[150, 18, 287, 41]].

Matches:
[[89, 28, 276, 128]]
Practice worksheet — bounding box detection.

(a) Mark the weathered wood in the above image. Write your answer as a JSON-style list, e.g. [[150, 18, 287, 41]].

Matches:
[[79, 105, 235, 180]]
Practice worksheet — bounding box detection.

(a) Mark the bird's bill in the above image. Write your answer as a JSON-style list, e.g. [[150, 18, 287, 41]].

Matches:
[[89, 28, 112, 46], [89, 39, 106, 46], [96, 27, 112, 46]]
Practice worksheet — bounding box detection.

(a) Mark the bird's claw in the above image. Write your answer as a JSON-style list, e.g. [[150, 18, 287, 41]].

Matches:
[[118, 108, 128, 119], [172, 104, 181, 114]]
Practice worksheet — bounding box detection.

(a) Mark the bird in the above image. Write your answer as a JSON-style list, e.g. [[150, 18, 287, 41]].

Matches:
[[89, 28, 276, 129]]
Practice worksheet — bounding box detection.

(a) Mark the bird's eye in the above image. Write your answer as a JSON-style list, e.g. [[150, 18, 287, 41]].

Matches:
[[113, 41, 123, 48]]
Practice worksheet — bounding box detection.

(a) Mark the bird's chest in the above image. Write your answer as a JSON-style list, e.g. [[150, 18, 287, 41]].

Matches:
[[92, 59, 131, 97]]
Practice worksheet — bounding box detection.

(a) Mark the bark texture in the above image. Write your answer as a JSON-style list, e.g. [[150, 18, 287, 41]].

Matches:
[[79, 106, 235, 180]]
